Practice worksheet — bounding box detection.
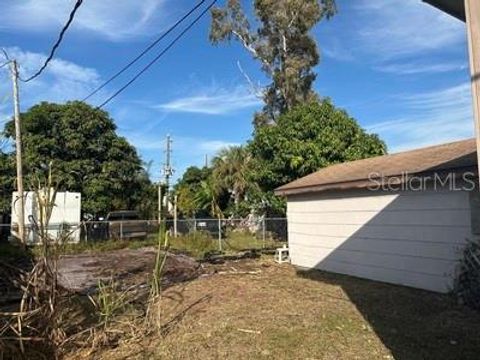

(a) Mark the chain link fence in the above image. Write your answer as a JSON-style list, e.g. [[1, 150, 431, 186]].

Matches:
[[0, 218, 288, 252]]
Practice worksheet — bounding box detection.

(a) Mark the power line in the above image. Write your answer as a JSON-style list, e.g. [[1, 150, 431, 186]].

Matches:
[[83, 0, 207, 102], [1, 48, 11, 62], [21, 0, 84, 82], [97, 0, 217, 109]]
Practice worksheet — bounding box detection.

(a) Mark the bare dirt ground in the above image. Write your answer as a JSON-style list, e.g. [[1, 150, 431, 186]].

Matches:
[[64, 254, 480, 360], [57, 247, 201, 293]]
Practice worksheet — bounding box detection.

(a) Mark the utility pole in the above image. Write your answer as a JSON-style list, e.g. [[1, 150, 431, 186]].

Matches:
[[163, 134, 174, 212], [10, 60, 25, 244], [163, 135, 173, 192]]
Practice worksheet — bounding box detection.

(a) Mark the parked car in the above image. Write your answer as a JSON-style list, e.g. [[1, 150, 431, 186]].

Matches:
[[106, 211, 148, 240]]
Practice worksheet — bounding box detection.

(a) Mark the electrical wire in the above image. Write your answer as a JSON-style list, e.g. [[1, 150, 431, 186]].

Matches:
[[83, 0, 207, 102], [21, 0, 84, 82], [0, 60, 11, 69], [97, 0, 217, 109]]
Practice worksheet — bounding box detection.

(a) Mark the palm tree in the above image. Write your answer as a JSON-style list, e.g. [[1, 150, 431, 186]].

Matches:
[[212, 146, 252, 208], [194, 178, 223, 218]]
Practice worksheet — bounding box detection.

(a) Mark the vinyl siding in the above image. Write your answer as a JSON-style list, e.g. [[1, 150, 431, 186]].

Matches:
[[286, 188, 471, 293]]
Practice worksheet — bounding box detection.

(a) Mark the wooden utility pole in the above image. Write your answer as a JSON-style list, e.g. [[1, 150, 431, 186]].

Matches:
[[465, 0, 480, 180], [10, 60, 25, 244]]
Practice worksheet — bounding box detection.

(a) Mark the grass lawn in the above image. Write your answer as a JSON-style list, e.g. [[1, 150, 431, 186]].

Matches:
[[72, 258, 480, 360]]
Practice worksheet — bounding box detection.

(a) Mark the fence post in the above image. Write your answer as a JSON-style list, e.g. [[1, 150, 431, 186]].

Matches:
[[262, 217, 266, 249], [120, 221, 123, 240], [218, 218, 222, 252], [173, 195, 178, 238]]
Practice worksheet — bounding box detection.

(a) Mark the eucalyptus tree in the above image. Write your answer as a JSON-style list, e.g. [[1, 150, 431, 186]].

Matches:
[[210, 0, 337, 125]]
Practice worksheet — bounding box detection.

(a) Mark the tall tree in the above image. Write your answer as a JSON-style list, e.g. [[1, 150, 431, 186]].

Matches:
[[175, 166, 212, 217], [249, 99, 387, 192], [3, 101, 151, 216], [0, 151, 15, 214], [210, 0, 336, 125], [194, 178, 224, 218]]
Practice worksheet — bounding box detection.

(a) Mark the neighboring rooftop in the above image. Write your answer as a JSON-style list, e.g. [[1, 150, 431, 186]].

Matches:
[[423, 0, 465, 22], [275, 138, 477, 196]]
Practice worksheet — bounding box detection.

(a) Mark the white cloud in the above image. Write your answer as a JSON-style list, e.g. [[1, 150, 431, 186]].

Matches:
[[0, 47, 101, 127], [0, 0, 170, 41], [402, 83, 472, 112], [155, 86, 261, 115], [322, 41, 354, 62], [355, 0, 465, 60], [375, 61, 468, 75], [367, 83, 474, 152]]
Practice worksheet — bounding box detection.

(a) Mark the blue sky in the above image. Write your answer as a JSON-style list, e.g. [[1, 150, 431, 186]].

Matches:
[[0, 0, 474, 182]]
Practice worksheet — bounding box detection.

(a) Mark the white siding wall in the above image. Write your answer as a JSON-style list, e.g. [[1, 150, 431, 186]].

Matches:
[[11, 191, 82, 243], [287, 188, 472, 293]]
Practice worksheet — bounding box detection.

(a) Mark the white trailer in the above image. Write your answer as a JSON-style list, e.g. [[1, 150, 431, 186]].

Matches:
[[11, 191, 81, 244]]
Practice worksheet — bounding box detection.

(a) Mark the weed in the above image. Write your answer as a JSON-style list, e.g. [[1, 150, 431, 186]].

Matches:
[[88, 279, 131, 329]]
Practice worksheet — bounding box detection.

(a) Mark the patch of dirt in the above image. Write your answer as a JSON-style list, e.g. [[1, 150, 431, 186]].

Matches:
[[69, 257, 480, 360], [57, 247, 200, 293]]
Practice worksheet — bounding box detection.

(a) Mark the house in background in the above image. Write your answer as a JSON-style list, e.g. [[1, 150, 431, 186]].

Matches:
[[275, 139, 479, 293]]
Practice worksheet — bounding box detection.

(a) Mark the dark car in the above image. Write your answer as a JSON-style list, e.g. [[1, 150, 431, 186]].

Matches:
[[106, 211, 148, 240]]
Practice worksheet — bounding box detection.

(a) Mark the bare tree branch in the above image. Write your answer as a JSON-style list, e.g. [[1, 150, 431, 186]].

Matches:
[[236, 61, 265, 99], [231, 30, 273, 73]]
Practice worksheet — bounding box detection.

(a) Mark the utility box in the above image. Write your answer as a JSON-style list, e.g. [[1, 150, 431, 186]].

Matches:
[[11, 191, 81, 244]]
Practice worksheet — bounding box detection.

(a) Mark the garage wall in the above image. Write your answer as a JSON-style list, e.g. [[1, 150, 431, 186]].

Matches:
[[287, 188, 472, 293]]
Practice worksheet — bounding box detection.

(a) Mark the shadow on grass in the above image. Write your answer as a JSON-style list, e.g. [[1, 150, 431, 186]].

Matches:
[[160, 294, 212, 336], [297, 268, 480, 360], [0, 242, 34, 307]]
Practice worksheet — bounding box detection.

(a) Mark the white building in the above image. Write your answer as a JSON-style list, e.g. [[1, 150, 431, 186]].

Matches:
[[11, 191, 82, 243], [275, 139, 478, 293]]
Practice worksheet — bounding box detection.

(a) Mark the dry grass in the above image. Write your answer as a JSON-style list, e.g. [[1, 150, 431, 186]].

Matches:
[[47, 229, 281, 259], [67, 258, 480, 360]]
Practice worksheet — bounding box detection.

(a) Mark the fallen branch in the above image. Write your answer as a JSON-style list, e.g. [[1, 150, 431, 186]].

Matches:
[[217, 270, 261, 275], [237, 328, 261, 334]]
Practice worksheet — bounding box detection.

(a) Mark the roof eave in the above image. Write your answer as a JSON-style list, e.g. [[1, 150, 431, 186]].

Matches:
[[423, 0, 466, 22], [275, 165, 478, 196]]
